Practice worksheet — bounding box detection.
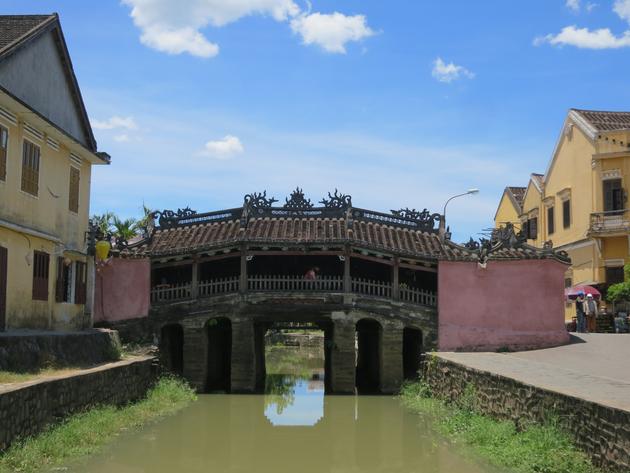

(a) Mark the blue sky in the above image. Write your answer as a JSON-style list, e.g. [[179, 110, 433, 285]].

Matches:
[[6, 0, 630, 241]]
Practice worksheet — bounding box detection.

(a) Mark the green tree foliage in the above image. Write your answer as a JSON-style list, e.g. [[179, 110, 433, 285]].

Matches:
[[606, 264, 630, 303], [112, 216, 138, 241]]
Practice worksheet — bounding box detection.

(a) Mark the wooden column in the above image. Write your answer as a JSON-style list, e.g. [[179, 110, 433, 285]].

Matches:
[[344, 246, 351, 293], [191, 257, 199, 299], [239, 246, 248, 294], [392, 257, 400, 301]]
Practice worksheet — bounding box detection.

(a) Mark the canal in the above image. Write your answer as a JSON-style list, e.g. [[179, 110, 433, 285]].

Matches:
[[64, 339, 502, 473]]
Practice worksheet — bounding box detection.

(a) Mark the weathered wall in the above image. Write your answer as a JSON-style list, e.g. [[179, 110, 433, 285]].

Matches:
[[94, 258, 150, 323], [0, 357, 157, 452], [0, 328, 121, 371], [425, 355, 630, 472], [0, 30, 87, 146], [438, 259, 570, 351]]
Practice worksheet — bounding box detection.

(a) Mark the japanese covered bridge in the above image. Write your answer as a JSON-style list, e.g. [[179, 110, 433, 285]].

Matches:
[[111, 188, 570, 394]]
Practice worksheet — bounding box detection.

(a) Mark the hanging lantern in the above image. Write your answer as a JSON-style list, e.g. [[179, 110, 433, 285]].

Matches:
[[95, 240, 111, 262]]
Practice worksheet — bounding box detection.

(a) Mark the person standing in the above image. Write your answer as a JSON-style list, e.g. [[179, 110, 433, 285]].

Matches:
[[575, 293, 586, 333], [585, 293, 598, 333]]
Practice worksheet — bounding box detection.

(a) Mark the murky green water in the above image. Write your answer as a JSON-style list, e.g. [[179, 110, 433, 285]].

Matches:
[[65, 343, 500, 473]]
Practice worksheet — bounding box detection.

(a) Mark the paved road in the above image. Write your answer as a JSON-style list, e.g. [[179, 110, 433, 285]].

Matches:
[[438, 333, 630, 412]]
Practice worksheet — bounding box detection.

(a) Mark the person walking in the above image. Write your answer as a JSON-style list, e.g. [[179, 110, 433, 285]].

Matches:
[[575, 292, 586, 333], [585, 293, 598, 333]]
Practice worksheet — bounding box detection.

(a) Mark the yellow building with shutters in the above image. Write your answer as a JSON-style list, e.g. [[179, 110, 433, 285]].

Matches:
[[495, 109, 630, 319], [0, 14, 109, 331]]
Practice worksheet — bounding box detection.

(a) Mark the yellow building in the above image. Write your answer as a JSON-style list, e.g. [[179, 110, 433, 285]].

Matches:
[[0, 15, 109, 331], [495, 109, 630, 318]]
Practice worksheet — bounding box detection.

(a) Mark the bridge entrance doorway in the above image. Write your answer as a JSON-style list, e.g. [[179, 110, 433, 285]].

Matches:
[[160, 324, 184, 376], [259, 321, 331, 395], [403, 328, 423, 380], [356, 319, 382, 393], [206, 318, 232, 392]]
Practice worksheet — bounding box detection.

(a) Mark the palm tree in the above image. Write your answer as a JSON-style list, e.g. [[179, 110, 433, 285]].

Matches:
[[91, 211, 114, 235], [112, 216, 138, 242], [137, 203, 154, 237]]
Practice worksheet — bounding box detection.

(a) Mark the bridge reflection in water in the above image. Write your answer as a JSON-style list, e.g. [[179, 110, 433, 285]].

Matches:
[[66, 346, 502, 473]]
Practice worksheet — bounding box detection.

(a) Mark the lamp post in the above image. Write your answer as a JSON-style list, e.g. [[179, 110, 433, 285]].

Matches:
[[439, 188, 479, 238]]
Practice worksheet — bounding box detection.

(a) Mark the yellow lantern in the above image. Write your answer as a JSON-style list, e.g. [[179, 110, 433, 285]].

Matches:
[[95, 240, 111, 262]]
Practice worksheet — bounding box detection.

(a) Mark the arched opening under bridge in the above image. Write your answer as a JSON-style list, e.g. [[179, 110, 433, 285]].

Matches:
[[403, 327, 423, 380], [160, 323, 183, 376], [355, 319, 382, 393], [206, 318, 232, 392]]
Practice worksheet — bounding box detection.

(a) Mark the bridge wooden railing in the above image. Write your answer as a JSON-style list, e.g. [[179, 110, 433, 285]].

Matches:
[[150, 282, 192, 303], [248, 275, 344, 292], [151, 276, 436, 307], [199, 277, 240, 297], [399, 285, 437, 307], [351, 278, 392, 298]]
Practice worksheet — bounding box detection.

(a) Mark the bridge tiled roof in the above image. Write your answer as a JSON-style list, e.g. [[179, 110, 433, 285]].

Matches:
[[126, 190, 569, 263], [139, 216, 453, 260], [134, 216, 567, 264]]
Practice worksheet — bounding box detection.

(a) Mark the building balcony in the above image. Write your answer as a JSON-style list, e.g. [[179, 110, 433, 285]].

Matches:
[[589, 210, 630, 236]]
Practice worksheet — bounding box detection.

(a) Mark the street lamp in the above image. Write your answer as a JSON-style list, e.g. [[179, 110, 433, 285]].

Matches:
[[440, 188, 479, 238]]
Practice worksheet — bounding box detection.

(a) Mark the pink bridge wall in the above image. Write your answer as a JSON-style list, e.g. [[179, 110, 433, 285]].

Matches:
[[438, 259, 570, 351], [94, 258, 150, 323]]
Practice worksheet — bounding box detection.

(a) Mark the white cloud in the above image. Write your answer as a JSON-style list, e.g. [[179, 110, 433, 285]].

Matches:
[[566, 0, 581, 12], [290, 12, 375, 54], [431, 57, 475, 83], [537, 0, 630, 49], [114, 134, 131, 143], [614, 0, 630, 21], [122, 0, 374, 57], [534, 25, 630, 48], [92, 116, 138, 130], [586, 2, 599, 12], [199, 135, 244, 158]]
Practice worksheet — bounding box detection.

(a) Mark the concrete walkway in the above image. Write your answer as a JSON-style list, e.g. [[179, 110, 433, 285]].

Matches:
[[437, 333, 630, 412]]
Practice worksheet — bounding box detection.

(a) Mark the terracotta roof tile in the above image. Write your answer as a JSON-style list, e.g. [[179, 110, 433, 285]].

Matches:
[[573, 109, 630, 132]]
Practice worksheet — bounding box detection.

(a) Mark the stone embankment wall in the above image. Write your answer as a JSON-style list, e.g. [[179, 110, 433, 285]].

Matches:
[[0, 329, 122, 371], [425, 355, 630, 471], [0, 357, 158, 452]]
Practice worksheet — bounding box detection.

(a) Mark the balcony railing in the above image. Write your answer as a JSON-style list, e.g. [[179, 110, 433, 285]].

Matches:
[[589, 209, 630, 235], [150, 276, 437, 307]]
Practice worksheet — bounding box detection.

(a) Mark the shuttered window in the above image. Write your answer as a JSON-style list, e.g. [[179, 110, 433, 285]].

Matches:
[[75, 261, 87, 304], [606, 266, 625, 285], [603, 179, 624, 213], [547, 206, 555, 235], [562, 200, 571, 229], [68, 167, 80, 213], [0, 125, 7, 182], [32, 251, 49, 301], [0, 246, 7, 331], [21, 140, 40, 196], [527, 217, 538, 240]]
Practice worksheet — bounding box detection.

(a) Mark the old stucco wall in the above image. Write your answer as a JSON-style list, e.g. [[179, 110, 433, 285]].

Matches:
[[438, 259, 570, 351], [0, 356, 157, 452], [94, 258, 150, 323]]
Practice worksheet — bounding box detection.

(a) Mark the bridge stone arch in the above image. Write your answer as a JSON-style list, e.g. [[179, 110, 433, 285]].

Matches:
[[355, 318, 382, 393], [159, 323, 183, 376]]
